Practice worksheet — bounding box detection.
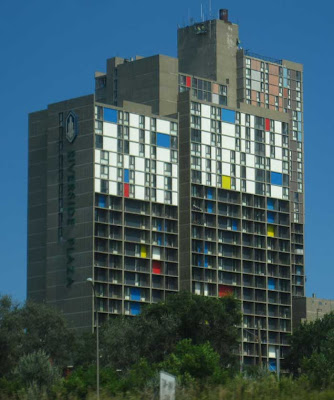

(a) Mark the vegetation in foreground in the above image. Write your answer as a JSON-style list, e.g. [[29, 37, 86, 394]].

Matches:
[[0, 292, 334, 399]]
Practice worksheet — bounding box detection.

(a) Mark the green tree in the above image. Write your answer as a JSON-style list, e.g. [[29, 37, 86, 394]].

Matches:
[[160, 339, 226, 385]]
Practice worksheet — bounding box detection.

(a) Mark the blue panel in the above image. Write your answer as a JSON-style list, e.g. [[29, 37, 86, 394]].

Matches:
[[221, 108, 235, 124], [283, 77, 288, 88], [157, 133, 170, 148], [104, 108, 117, 123], [157, 234, 162, 246], [124, 169, 129, 183], [298, 122, 302, 132], [267, 199, 274, 210], [267, 212, 275, 224], [98, 195, 106, 208], [297, 112, 302, 121], [298, 132, 302, 142], [197, 244, 201, 252], [207, 201, 213, 213], [207, 188, 213, 200], [283, 68, 288, 78], [204, 256, 208, 268], [158, 221, 162, 231], [232, 220, 238, 231], [268, 278, 276, 290], [204, 242, 208, 254], [269, 359, 277, 372], [271, 172, 283, 186], [130, 302, 141, 315], [130, 288, 141, 301]]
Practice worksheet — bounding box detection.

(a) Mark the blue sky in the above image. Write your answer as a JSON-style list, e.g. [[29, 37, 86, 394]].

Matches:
[[0, 0, 333, 302]]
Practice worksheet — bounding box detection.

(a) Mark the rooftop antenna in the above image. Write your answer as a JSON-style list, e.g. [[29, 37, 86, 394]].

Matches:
[[201, 4, 204, 21]]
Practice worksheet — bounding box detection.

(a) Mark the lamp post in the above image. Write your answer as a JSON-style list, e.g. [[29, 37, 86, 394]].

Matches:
[[87, 278, 100, 400]]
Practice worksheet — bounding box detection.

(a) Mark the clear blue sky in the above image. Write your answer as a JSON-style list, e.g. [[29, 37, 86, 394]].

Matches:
[[0, 0, 333, 302]]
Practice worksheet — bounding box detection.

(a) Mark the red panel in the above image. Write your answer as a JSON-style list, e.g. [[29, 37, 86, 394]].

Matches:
[[265, 118, 270, 131], [124, 183, 129, 198], [283, 88, 288, 98], [152, 261, 161, 274], [218, 285, 233, 298], [186, 76, 191, 88]]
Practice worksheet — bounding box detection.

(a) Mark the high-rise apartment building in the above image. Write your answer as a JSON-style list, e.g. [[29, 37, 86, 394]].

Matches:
[[28, 10, 305, 370]]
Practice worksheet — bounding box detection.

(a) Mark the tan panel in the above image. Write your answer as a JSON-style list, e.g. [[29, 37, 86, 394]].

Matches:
[[212, 83, 219, 94], [269, 64, 279, 75], [251, 90, 257, 101], [251, 59, 261, 71], [269, 94, 275, 105], [269, 85, 279, 96], [269, 74, 279, 86]]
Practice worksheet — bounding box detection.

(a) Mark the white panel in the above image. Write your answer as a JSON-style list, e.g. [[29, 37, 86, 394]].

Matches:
[[241, 140, 245, 152], [222, 149, 230, 162], [246, 167, 255, 181], [135, 185, 145, 200], [211, 173, 216, 185], [212, 147, 216, 160], [172, 178, 178, 191], [268, 346, 276, 358], [157, 119, 170, 134], [202, 172, 206, 183], [212, 93, 219, 104], [240, 113, 246, 126], [246, 154, 255, 167], [145, 117, 150, 129], [265, 132, 270, 144], [250, 128, 255, 141], [129, 142, 139, 156], [271, 185, 283, 199], [251, 70, 261, 81], [110, 167, 117, 181], [271, 160, 282, 173], [157, 161, 164, 175], [247, 180, 255, 194], [252, 80, 261, 91], [236, 165, 240, 178], [172, 164, 178, 178], [235, 178, 240, 191], [250, 142, 255, 155], [95, 178, 100, 192], [201, 158, 206, 171], [250, 115, 255, 128], [266, 145, 271, 157], [275, 147, 282, 160], [275, 134, 282, 147], [202, 131, 211, 145], [152, 247, 161, 260], [222, 163, 230, 175], [194, 282, 201, 295], [129, 127, 139, 142], [145, 131, 150, 144], [123, 155, 129, 169], [135, 171, 145, 185], [95, 149, 101, 164], [221, 122, 235, 137], [103, 122, 117, 138], [157, 148, 170, 162], [104, 137, 117, 151], [95, 164, 100, 178], [201, 117, 210, 132], [221, 135, 235, 150], [275, 121, 282, 134], [136, 157, 145, 172], [145, 145, 150, 158], [201, 104, 211, 118], [157, 175, 164, 189], [235, 152, 240, 164], [156, 189, 164, 203], [201, 144, 206, 154], [240, 126, 245, 139], [110, 152, 117, 167], [211, 162, 216, 173], [172, 192, 178, 206], [130, 113, 139, 128], [110, 181, 117, 195]]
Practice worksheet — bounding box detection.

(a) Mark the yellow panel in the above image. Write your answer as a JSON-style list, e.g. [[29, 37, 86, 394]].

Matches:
[[267, 225, 275, 237], [222, 175, 231, 189], [141, 245, 147, 258]]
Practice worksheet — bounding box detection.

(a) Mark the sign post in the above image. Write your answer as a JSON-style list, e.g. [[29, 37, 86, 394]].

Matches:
[[160, 371, 176, 400]]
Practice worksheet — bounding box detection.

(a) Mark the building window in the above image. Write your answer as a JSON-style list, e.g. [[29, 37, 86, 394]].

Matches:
[[101, 150, 109, 164]]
